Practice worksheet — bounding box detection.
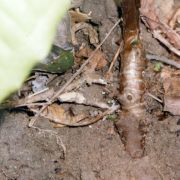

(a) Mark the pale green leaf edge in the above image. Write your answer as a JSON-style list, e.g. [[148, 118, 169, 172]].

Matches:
[[0, 0, 70, 102]]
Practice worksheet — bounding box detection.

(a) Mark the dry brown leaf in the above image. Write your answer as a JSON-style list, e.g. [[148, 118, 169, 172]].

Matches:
[[61, 47, 108, 92], [69, 8, 98, 46], [140, 0, 180, 55], [89, 50, 108, 70], [41, 104, 87, 125], [69, 8, 91, 25], [169, 7, 180, 29], [161, 24, 180, 49], [161, 67, 180, 115], [76, 47, 107, 70], [153, 0, 174, 24], [75, 46, 93, 58], [140, 0, 160, 29], [71, 22, 99, 46], [140, 0, 174, 26]]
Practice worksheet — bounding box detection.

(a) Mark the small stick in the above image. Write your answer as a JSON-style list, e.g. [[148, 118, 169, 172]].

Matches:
[[147, 92, 163, 103], [29, 18, 122, 127], [106, 42, 123, 79], [28, 88, 49, 98], [153, 30, 180, 57], [16, 102, 48, 107], [141, 16, 180, 57], [146, 53, 180, 69]]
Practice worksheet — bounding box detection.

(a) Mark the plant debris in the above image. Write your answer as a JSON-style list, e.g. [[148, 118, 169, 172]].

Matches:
[[32, 103, 88, 126], [161, 67, 180, 115], [140, 0, 180, 56], [1, 0, 180, 179], [69, 8, 99, 46], [35, 45, 74, 74]]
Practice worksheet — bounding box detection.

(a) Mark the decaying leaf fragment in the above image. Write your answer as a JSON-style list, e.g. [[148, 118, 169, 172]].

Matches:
[[140, 0, 180, 56], [161, 67, 180, 115], [35, 47, 74, 73], [37, 104, 87, 126], [64, 47, 108, 91], [71, 22, 99, 46], [69, 9, 99, 46], [76, 47, 107, 70], [69, 8, 91, 24]]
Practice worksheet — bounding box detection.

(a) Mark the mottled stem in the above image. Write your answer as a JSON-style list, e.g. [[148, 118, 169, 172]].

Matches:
[[115, 0, 146, 158]]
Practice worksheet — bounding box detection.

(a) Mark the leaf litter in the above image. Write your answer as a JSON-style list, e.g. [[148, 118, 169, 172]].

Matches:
[[2, 0, 180, 147], [3, 8, 120, 128], [1, 0, 180, 179], [1, 0, 180, 150]]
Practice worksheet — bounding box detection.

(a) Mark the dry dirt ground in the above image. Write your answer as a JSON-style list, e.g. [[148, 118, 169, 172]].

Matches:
[[0, 0, 180, 179]]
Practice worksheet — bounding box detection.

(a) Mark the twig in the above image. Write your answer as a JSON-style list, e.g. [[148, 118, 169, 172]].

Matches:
[[147, 92, 163, 103], [141, 16, 180, 56], [106, 42, 123, 79], [58, 92, 110, 109], [146, 53, 180, 69], [29, 18, 122, 127], [16, 102, 48, 107], [28, 88, 49, 97], [153, 30, 180, 57]]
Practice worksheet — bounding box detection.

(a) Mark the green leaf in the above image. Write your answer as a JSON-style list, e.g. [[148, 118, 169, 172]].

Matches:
[[106, 113, 117, 122], [130, 38, 139, 47], [35, 45, 74, 73], [0, 0, 70, 102], [154, 62, 163, 72]]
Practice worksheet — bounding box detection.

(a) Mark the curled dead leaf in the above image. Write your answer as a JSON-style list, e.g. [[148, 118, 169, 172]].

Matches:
[[69, 8, 91, 25], [71, 22, 99, 46], [69, 8, 98, 46], [41, 104, 87, 126]]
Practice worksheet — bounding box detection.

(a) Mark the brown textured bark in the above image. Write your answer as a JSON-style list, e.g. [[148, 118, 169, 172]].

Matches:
[[115, 0, 146, 158]]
